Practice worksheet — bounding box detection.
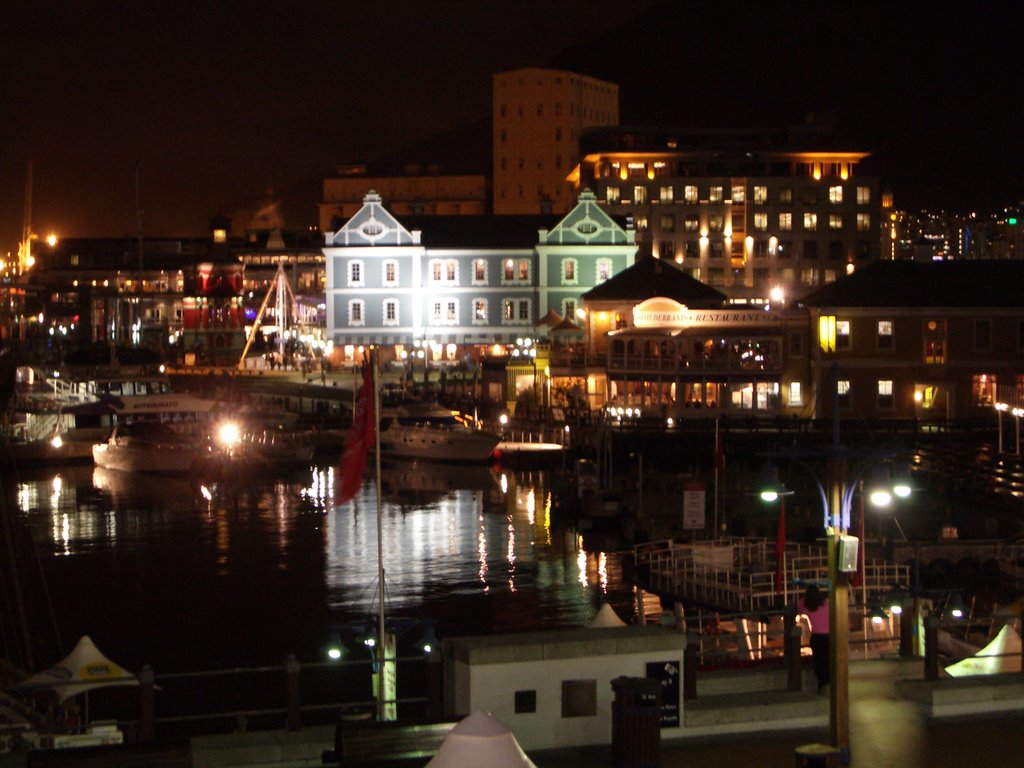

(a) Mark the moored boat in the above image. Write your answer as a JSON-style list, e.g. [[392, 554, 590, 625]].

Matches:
[[92, 422, 200, 473], [378, 403, 500, 462]]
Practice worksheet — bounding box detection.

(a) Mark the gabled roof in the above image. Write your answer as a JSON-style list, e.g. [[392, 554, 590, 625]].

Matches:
[[800, 260, 1024, 308], [541, 190, 633, 246], [581, 256, 727, 308], [325, 191, 418, 247]]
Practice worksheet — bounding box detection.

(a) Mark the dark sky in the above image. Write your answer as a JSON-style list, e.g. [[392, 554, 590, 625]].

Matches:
[[3, 1, 1022, 255]]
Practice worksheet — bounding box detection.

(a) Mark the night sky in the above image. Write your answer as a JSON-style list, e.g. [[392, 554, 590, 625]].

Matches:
[[3, 1, 1022, 254]]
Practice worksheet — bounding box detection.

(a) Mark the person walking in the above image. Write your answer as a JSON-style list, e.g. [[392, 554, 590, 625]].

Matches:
[[799, 584, 830, 692]]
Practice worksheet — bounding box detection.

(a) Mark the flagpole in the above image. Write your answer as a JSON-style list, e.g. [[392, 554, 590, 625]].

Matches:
[[372, 347, 388, 721]]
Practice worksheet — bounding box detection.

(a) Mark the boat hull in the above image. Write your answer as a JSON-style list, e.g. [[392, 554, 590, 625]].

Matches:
[[92, 442, 197, 473], [379, 428, 500, 462]]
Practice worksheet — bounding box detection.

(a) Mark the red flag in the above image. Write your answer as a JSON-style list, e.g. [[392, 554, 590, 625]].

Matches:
[[336, 363, 375, 505], [774, 498, 786, 592]]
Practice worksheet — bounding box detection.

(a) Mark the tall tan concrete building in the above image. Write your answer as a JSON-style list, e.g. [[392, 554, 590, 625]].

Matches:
[[493, 67, 618, 215]]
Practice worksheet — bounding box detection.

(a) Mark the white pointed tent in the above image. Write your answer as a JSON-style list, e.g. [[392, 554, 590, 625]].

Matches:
[[21, 635, 139, 701], [944, 624, 1022, 677], [588, 603, 627, 628], [426, 711, 536, 768]]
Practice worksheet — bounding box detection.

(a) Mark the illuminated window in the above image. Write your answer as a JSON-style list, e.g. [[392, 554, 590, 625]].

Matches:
[[660, 186, 674, 203], [634, 186, 647, 204], [924, 340, 945, 364], [789, 381, 803, 406], [348, 300, 365, 326], [472, 259, 487, 285], [517, 259, 529, 281], [753, 186, 767, 204], [606, 186, 620, 203], [731, 185, 745, 202], [684, 214, 699, 231], [446, 260, 457, 282], [431, 301, 444, 323], [829, 185, 843, 203], [348, 260, 364, 287], [829, 214, 843, 230], [972, 374, 996, 406], [472, 299, 487, 324], [804, 213, 818, 231], [383, 299, 399, 326], [837, 379, 851, 408], [835, 319, 851, 349], [596, 259, 612, 282], [779, 213, 792, 231], [856, 212, 871, 232], [709, 214, 724, 232], [660, 214, 675, 232], [503, 299, 514, 321], [800, 268, 819, 286], [856, 186, 871, 204], [432, 261, 443, 282], [684, 185, 698, 203], [877, 380, 894, 409], [754, 212, 768, 231], [778, 187, 793, 204], [562, 258, 578, 284], [503, 260, 515, 282], [709, 186, 723, 203], [635, 216, 648, 230], [382, 260, 398, 285], [877, 320, 893, 349]]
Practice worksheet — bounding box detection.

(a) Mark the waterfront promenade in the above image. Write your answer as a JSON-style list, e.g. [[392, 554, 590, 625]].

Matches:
[[3, 659, 1016, 767]]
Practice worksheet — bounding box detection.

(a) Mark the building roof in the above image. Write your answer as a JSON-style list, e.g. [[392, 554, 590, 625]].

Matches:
[[799, 260, 1024, 308], [581, 256, 727, 308], [397, 215, 562, 249]]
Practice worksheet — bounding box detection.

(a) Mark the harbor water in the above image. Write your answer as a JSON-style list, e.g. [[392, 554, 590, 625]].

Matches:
[[1, 459, 635, 678]]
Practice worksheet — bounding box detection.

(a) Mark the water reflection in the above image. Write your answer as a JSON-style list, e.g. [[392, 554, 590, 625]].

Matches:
[[6, 460, 631, 668]]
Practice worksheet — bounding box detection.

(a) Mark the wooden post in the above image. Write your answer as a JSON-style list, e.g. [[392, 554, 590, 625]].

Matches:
[[899, 600, 914, 658], [285, 654, 301, 731], [924, 615, 940, 681], [785, 610, 803, 692], [139, 664, 155, 742], [683, 631, 699, 701]]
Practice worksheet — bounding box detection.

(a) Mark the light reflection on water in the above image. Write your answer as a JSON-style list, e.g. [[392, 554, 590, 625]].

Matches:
[[7, 460, 632, 669]]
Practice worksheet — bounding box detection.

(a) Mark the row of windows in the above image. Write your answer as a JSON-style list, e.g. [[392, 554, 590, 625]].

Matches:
[[827, 318, 1003, 357], [346, 258, 613, 288], [607, 184, 872, 206], [658, 239, 871, 261], [498, 102, 613, 122], [346, 298, 539, 327], [498, 153, 566, 170], [647, 212, 872, 233]]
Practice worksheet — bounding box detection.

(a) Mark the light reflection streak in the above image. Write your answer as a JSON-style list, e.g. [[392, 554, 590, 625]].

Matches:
[[598, 552, 609, 593], [577, 548, 588, 588], [61, 513, 70, 556]]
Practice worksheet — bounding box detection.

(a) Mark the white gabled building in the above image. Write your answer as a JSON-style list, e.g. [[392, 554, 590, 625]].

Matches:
[[322, 190, 637, 366]]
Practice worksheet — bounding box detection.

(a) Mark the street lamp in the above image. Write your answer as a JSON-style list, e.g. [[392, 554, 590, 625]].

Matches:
[[761, 456, 910, 764], [758, 463, 795, 598]]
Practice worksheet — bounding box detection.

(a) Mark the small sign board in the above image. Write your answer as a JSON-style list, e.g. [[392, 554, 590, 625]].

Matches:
[[682, 481, 706, 530], [645, 660, 680, 727]]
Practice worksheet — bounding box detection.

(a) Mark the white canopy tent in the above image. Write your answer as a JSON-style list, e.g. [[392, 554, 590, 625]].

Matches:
[[588, 603, 627, 628], [944, 624, 1022, 677], [426, 711, 536, 768], [21, 635, 139, 701]]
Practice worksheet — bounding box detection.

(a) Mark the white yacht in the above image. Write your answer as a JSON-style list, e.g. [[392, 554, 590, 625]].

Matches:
[[378, 403, 499, 462]]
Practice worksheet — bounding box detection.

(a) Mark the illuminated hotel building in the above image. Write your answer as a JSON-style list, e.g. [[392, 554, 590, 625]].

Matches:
[[493, 68, 619, 215], [569, 127, 882, 301]]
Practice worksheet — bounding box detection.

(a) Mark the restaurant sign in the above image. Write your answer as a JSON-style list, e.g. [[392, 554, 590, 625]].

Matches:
[[632, 297, 773, 329]]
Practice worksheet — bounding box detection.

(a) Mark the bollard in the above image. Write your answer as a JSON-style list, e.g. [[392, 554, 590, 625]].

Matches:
[[924, 614, 940, 681], [785, 619, 803, 692], [683, 631, 699, 701], [139, 663, 155, 742], [672, 603, 685, 634], [285, 654, 301, 731], [899, 600, 915, 658]]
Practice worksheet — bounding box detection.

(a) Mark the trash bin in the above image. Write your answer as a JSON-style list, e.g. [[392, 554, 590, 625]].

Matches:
[[611, 676, 662, 768], [795, 742, 840, 768]]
